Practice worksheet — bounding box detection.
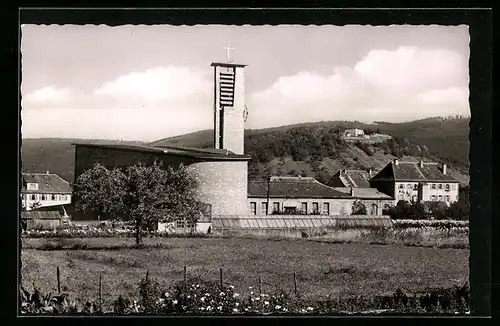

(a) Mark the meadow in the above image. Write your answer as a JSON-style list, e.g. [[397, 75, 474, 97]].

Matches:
[[21, 236, 469, 313]]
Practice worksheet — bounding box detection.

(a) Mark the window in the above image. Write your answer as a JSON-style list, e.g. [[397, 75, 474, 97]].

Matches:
[[414, 184, 418, 190], [60, 195, 67, 201], [312, 202, 319, 214], [407, 184, 412, 189], [41, 194, 46, 201], [399, 194, 405, 200], [445, 184, 450, 191], [399, 184, 404, 189], [371, 204, 378, 215], [272, 202, 280, 213], [261, 202, 268, 215], [301, 202, 308, 214], [451, 184, 456, 190], [431, 184, 436, 189], [31, 194, 36, 200], [384, 204, 391, 209], [250, 202, 256, 215], [176, 220, 194, 229], [322, 202, 330, 215], [51, 194, 56, 200], [438, 195, 443, 201], [412, 195, 417, 202], [431, 195, 437, 201], [445, 195, 450, 202], [438, 184, 442, 190]]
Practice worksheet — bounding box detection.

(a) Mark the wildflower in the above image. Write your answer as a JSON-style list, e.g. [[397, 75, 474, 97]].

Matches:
[[235, 302, 239, 307], [248, 286, 253, 290], [275, 305, 281, 310], [196, 284, 200, 288], [172, 299, 178, 305], [217, 306, 222, 311], [219, 292, 225, 296], [255, 297, 260, 301], [164, 292, 170, 297], [307, 306, 314, 311], [205, 293, 210, 296], [233, 293, 240, 298], [229, 285, 235, 289], [264, 300, 269, 305], [187, 295, 191, 299], [201, 297, 205, 302], [206, 306, 212, 311], [250, 291, 254, 295]]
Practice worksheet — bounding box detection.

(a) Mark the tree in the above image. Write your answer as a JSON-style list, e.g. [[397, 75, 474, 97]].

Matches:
[[29, 201, 41, 211], [74, 161, 203, 245], [446, 200, 469, 220], [73, 163, 126, 223], [351, 200, 367, 215]]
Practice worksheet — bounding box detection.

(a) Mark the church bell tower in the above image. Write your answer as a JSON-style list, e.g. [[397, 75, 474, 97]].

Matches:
[[211, 45, 247, 155]]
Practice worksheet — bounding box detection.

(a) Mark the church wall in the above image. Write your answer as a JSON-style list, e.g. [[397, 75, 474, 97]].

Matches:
[[189, 161, 249, 216]]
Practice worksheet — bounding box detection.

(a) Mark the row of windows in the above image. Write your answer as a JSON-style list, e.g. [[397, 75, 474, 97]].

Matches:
[[398, 183, 454, 190], [250, 202, 330, 215], [25, 194, 69, 201], [397, 194, 452, 202]]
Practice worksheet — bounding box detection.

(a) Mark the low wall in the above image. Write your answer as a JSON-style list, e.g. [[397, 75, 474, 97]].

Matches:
[[25, 218, 61, 231]]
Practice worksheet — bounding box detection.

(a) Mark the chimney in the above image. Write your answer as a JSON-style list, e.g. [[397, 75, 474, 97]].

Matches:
[[442, 163, 447, 175], [394, 159, 399, 166], [419, 160, 424, 168], [368, 168, 372, 177], [350, 188, 354, 196]]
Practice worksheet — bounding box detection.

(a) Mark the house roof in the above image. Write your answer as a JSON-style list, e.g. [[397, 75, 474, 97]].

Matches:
[[371, 161, 459, 182], [333, 169, 372, 188], [331, 187, 393, 199], [21, 210, 62, 220], [72, 142, 251, 161], [248, 176, 353, 199], [21, 173, 72, 194]]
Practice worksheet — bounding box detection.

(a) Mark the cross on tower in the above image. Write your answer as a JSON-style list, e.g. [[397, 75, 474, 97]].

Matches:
[[223, 42, 235, 63]]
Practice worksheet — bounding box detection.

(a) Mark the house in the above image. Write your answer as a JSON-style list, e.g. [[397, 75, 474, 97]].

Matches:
[[369, 159, 460, 205], [343, 128, 364, 137], [327, 169, 376, 188], [331, 187, 394, 215], [21, 172, 72, 211], [247, 176, 355, 216], [21, 209, 64, 231]]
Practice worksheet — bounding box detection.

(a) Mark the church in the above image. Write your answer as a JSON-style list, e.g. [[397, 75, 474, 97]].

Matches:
[[72, 60, 251, 221]]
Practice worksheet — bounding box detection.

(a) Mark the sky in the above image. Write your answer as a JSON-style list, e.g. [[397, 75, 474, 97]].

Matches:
[[21, 24, 470, 142]]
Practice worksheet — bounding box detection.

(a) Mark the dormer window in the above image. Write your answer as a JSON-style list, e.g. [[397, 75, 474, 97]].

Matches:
[[27, 183, 38, 191]]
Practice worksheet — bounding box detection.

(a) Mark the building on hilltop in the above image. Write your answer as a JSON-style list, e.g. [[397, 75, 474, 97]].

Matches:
[[72, 60, 250, 221], [21, 172, 72, 211], [327, 169, 377, 188], [343, 128, 364, 137], [369, 159, 460, 205]]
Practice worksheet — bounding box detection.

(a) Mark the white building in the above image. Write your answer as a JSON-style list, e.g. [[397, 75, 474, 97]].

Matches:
[[21, 172, 72, 211]]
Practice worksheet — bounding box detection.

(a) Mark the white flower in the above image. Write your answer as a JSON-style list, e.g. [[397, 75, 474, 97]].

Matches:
[[275, 305, 281, 309], [217, 306, 222, 310], [250, 291, 254, 295], [233, 308, 238, 313], [164, 292, 170, 297], [307, 306, 314, 311], [201, 297, 205, 302], [206, 306, 212, 311], [172, 299, 178, 305], [229, 285, 234, 289], [235, 302, 239, 307], [220, 292, 225, 296], [233, 293, 240, 298], [248, 286, 253, 289], [264, 300, 269, 305]]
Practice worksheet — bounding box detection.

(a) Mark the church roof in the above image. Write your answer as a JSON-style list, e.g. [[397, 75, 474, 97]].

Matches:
[[72, 142, 251, 161], [248, 176, 353, 199]]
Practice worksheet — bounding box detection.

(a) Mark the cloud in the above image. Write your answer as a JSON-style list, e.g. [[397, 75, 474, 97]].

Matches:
[[247, 46, 469, 128], [22, 86, 74, 104], [93, 66, 211, 102], [354, 46, 468, 91]]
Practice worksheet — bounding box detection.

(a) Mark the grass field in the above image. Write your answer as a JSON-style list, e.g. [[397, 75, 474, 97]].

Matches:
[[21, 237, 469, 312]]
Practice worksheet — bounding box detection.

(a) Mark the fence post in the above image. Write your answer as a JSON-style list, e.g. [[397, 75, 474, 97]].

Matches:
[[219, 267, 223, 289], [56, 266, 61, 295], [99, 273, 102, 311], [145, 269, 149, 283], [183, 265, 187, 293], [259, 276, 262, 295], [293, 272, 298, 297]]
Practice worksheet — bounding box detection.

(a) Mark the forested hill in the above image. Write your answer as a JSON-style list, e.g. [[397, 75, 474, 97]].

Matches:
[[152, 116, 470, 184], [21, 116, 469, 186]]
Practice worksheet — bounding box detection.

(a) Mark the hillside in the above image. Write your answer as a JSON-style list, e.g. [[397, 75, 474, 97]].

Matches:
[[21, 116, 470, 187]]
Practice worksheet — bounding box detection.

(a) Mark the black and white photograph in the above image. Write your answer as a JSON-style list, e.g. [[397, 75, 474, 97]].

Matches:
[[17, 8, 492, 317]]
